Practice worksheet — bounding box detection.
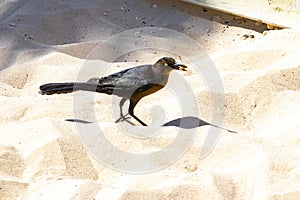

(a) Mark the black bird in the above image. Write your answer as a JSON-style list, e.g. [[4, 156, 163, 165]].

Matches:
[[39, 57, 188, 126]]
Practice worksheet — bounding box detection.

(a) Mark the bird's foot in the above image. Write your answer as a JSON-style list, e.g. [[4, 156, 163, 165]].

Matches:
[[115, 114, 131, 123]]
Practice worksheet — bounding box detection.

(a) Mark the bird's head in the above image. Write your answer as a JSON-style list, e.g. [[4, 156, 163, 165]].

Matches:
[[155, 57, 187, 71]]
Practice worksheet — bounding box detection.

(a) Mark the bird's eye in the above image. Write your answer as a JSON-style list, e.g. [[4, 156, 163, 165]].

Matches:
[[164, 63, 168, 66]]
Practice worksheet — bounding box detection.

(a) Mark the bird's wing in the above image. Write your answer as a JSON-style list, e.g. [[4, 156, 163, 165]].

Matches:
[[98, 65, 155, 88], [95, 64, 164, 98]]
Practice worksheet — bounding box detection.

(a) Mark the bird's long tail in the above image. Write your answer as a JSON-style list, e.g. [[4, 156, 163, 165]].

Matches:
[[39, 82, 99, 95]]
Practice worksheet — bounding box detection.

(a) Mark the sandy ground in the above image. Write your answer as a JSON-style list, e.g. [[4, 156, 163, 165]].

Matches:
[[0, 0, 300, 199]]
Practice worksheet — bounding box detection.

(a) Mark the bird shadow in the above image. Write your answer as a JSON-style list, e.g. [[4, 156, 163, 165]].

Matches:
[[65, 116, 237, 133], [65, 119, 93, 124], [162, 116, 237, 133]]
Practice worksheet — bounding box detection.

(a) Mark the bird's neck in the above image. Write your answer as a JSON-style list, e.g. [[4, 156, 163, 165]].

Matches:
[[151, 65, 172, 86], [152, 64, 172, 76]]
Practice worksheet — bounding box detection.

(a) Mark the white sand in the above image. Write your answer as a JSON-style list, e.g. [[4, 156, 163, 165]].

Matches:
[[0, 0, 300, 199]]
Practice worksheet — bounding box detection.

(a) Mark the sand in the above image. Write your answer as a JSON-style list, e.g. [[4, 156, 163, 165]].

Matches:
[[0, 0, 299, 199]]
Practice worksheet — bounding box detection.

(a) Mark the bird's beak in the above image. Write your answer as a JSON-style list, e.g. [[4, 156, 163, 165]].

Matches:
[[173, 63, 188, 71]]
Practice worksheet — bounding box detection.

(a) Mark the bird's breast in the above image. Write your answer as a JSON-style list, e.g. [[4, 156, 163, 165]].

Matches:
[[132, 83, 164, 100]]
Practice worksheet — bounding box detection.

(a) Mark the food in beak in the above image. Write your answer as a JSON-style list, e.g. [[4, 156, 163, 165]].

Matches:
[[174, 63, 188, 71]]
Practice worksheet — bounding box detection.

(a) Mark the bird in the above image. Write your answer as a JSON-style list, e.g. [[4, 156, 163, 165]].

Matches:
[[39, 57, 188, 126]]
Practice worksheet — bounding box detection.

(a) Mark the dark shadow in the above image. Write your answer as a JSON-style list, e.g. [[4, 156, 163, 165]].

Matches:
[[0, 0, 273, 71], [65, 119, 93, 124], [65, 117, 237, 133], [163, 116, 237, 133], [145, 0, 270, 33]]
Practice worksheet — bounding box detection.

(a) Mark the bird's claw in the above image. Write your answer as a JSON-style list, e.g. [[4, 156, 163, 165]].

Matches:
[[115, 114, 131, 123]]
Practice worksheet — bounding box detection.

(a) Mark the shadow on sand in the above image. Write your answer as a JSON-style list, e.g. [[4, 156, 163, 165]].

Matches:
[[162, 116, 237, 133], [66, 116, 237, 133]]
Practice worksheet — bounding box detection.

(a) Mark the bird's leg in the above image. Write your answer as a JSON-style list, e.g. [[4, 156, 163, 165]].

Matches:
[[128, 99, 147, 126], [115, 98, 132, 123]]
